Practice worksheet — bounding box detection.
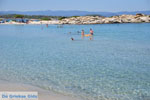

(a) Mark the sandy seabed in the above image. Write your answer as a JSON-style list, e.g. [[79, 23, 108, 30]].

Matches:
[[0, 80, 81, 100]]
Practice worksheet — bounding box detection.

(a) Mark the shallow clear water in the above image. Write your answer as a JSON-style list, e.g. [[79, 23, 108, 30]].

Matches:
[[0, 24, 150, 100]]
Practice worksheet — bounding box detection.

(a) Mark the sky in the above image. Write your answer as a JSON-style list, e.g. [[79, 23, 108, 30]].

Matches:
[[0, 0, 150, 12]]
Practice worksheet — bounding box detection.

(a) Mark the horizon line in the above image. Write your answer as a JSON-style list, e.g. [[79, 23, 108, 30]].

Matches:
[[0, 10, 150, 13]]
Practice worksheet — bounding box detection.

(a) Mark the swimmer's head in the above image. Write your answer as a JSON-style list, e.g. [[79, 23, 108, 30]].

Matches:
[[71, 37, 74, 41]]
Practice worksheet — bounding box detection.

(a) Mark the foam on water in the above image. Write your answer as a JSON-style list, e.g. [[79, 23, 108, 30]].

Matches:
[[0, 24, 150, 100]]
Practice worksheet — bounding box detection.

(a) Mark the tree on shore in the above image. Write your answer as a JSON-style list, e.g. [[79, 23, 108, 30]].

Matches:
[[41, 17, 51, 20], [14, 15, 24, 18], [58, 17, 67, 20]]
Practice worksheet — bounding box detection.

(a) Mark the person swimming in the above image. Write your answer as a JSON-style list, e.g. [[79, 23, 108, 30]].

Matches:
[[89, 28, 94, 40], [71, 37, 74, 41], [90, 28, 94, 35], [46, 24, 48, 27], [81, 30, 84, 39]]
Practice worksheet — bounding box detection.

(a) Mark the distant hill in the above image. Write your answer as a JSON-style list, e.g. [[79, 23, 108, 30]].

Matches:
[[0, 10, 150, 17]]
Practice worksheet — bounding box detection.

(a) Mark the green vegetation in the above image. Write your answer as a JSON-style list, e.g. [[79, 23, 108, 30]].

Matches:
[[71, 16, 79, 18], [14, 14, 24, 18], [0, 14, 105, 21], [58, 17, 67, 20], [0, 14, 67, 20], [86, 14, 103, 17], [41, 17, 51, 20]]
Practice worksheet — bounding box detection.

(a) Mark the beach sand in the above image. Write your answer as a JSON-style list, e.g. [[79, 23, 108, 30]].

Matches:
[[0, 80, 81, 100]]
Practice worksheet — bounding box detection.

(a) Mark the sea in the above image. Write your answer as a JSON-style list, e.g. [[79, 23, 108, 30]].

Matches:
[[0, 23, 150, 100]]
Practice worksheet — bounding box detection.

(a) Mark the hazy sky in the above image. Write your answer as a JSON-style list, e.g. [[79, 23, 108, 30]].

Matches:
[[0, 0, 150, 12]]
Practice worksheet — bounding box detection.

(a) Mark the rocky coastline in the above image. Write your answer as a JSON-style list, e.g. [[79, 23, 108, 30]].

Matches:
[[59, 14, 150, 24], [1, 14, 150, 25]]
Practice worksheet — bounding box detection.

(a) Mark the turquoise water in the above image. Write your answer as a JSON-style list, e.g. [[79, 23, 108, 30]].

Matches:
[[0, 24, 150, 100]]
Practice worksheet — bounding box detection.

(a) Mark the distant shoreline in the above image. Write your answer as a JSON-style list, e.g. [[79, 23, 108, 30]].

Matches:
[[0, 14, 150, 25], [0, 10, 150, 17]]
